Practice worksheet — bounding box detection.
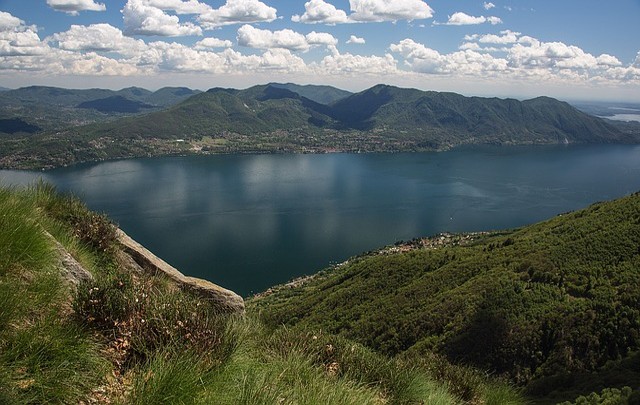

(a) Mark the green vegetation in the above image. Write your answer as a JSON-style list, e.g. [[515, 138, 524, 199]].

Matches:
[[2, 83, 639, 169], [253, 192, 640, 403], [1, 183, 525, 403], [0, 85, 201, 138], [2, 181, 638, 403]]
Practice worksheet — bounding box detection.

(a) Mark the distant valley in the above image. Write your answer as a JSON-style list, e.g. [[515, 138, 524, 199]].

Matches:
[[1, 83, 639, 170]]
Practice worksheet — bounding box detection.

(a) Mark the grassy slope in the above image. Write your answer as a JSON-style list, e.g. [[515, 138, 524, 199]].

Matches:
[[253, 192, 640, 403], [0, 183, 521, 404]]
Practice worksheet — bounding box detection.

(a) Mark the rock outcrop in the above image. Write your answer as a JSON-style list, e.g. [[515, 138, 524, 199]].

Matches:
[[116, 229, 244, 313], [45, 231, 94, 288]]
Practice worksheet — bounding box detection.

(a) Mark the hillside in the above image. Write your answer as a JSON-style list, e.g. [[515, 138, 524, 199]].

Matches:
[[0, 183, 525, 404], [1, 84, 638, 170], [253, 192, 640, 403], [0, 85, 201, 136], [268, 82, 352, 104]]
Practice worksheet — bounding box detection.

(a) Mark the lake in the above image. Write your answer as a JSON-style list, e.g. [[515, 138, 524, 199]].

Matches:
[[2, 144, 640, 296]]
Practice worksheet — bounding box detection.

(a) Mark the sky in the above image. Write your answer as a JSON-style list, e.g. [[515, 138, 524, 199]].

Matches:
[[0, 0, 639, 101]]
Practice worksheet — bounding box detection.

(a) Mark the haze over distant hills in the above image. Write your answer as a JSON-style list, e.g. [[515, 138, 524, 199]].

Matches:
[[0, 83, 638, 170], [0, 86, 201, 134]]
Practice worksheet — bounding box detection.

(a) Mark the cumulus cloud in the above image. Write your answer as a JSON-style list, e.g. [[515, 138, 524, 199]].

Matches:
[[237, 25, 336, 52], [0, 11, 24, 31], [194, 37, 233, 49], [46, 0, 106, 15], [349, 0, 434, 22], [441, 12, 502, 25], [50, 24, 147, 57], [483, 2, 495, 10], [0, 13, 50, 57], [198, 0, 277, 29], [123, 0, 203, 36], [144, 0, 211, 14], [292, 0, 349, 24], [315, 50, 397, 75], [465, 30, 520, 44], [237, 25, 309, 51], [391, 33, 638, 84], [306, 31, 338, 47], [347, 35, 365, 44], [122, 0, 277, 36], [293, 0, 433, 24]]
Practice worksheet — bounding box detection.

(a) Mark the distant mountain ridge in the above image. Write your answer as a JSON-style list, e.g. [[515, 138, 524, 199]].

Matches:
[[0, 85, 202, 135], [92, 83, 631, 144], [1, 83, 639, 169]]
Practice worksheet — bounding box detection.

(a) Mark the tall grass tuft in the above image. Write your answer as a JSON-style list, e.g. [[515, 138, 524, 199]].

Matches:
[[128, 349, 212, 405], [0, 187, 53, 275], [0, 184, 109, 404]]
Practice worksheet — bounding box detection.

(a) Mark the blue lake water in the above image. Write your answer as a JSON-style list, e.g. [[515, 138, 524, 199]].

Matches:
[[2, 144, 640, 296]]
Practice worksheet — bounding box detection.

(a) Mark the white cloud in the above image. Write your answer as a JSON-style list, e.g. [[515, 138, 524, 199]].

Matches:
[[143, 41, 225, 72], [145, 0, 211, 14], [254, 49, 307, 72], [483, 2, 495, 10], [306, 31, 338, 47], [349, 0, 434, 22], [122, 0, 203, 36], [293, 0, 433, 24], [63, 52, 139, 75], [198, 0, 277, 29], [194, 37, 233, 49], [392, 33, 639, 84], [391, 38, 509, 75], [390, 38, 446, 73], [347, 35, 365, 44], [0, 11, 24, 31], [464, 30, 520, 44], [237, 25, 309, 51], [237, 25, 336, 52], [292, 0, 349, 24], [50, 24, 147, 57], [0, 14, 49, 57], [441, 12, 502, 25], [46, 0, 106, 15], [315, 50, 397, 75], [596, 54, 622, 67]]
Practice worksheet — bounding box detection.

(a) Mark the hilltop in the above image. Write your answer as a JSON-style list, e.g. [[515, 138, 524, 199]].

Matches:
[[1, 83, 638, 170]]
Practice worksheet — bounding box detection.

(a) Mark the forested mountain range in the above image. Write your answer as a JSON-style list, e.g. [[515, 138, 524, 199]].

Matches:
[[1, 83, 638, 169]]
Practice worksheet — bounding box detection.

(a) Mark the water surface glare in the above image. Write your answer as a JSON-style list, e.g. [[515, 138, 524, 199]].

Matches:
[[2, 145, 640, 296]]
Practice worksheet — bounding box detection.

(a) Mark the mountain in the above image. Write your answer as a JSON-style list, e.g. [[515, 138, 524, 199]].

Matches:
[[0, 85, 200, 136], [90, 84, 629, 143], [1, 84, 638, 169], [77, 95, 154, 113], [328, 85, 627, 144], [268, 82, 352, 104], [253, 191, 640, 403]]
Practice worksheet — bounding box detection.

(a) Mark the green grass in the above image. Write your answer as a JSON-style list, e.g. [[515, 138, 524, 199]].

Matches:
[[0, 184, 110, 404]]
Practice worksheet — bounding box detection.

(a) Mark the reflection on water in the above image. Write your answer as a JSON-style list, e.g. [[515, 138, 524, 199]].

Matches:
[[2, 144, 640, 296]]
